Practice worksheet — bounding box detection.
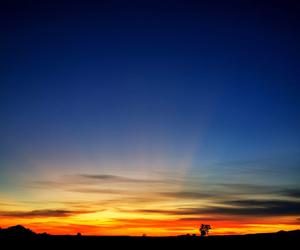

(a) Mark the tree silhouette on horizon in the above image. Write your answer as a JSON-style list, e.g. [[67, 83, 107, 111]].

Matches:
[[200, 224, 211, 237]]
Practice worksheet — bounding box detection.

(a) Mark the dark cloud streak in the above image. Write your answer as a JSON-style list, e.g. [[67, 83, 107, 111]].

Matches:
[[159, 191, 213, 199], [0, 209, 94, 218], [136, 200, 300, 217], [78, 174, 170, 184]]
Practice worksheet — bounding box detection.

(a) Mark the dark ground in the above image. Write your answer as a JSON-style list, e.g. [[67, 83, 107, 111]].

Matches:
[[1, 226, 299, 248]]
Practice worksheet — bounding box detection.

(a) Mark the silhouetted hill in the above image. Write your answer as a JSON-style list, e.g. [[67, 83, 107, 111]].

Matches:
[[0, 225, 36, 238], [0, 225, 299, 248]]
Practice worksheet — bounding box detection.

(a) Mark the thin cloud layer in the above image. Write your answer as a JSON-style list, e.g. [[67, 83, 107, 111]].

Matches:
[[134, 200, 300, 217], [78, 174, 166, 184], [159, 191, 213, 199], [0, 209, 93, 218]]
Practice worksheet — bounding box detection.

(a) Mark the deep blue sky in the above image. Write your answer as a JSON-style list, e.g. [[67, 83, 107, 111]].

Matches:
[[1, 0, 300, 188]]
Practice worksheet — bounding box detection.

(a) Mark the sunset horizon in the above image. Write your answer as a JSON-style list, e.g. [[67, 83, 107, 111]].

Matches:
[[1, 169, 300, 236], [1, 0, 300, 238]]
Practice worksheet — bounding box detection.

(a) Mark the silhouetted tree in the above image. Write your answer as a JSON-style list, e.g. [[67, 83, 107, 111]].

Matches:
[[200, 224, 211, 237]]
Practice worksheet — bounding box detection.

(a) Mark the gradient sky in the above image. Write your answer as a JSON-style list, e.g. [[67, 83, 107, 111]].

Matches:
[[1, 0, 300, 236]]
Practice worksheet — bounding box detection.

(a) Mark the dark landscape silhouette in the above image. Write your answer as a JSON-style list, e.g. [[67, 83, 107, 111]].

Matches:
[[0, 225, 299, 248]]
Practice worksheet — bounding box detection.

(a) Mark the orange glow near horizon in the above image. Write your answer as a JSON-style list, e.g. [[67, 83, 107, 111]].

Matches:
[[1, 215, 299, 236]]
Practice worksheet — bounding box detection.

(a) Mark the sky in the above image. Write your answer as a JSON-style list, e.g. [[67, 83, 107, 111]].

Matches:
[[1, 0, 300, 236]]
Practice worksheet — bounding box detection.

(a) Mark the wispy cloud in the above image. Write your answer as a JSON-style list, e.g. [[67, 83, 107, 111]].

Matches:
[[66, 188, 130, 194], [218, 183, 279, 193], [159, 191, 213, 199], [279, 188, 300, 199], [176, 217, 233, 222], [134, 199, 300, 217], [78, 174, 171, 184], [0, 209, 95, 218], [218, 200, 300, 216], [135, 208, 205, 215], [29, 173, 178, 191], [217, 183, 300, 199], [210, 154, 300, 179]]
